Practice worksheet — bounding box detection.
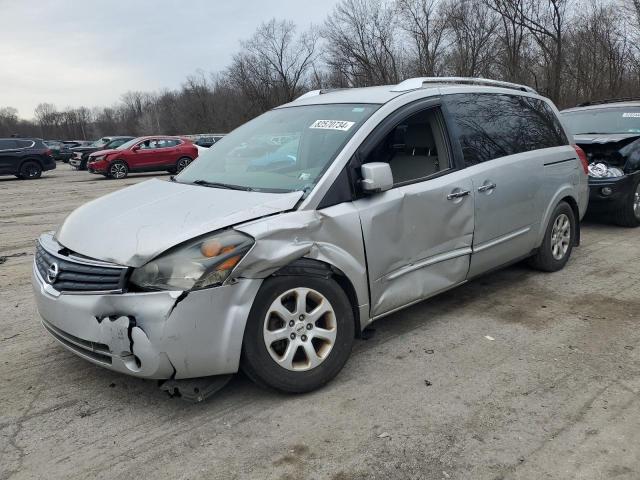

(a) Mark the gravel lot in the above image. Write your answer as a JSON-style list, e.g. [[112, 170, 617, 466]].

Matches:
[[1, 165, 639, 480]]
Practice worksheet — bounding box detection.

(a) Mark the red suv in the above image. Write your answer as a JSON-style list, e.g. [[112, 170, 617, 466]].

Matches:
[[86, 136, 198, 179]]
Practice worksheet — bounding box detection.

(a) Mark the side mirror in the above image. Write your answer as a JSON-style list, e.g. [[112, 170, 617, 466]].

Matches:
[[132, 145, 140, 151], [360, 162, 393, 193]]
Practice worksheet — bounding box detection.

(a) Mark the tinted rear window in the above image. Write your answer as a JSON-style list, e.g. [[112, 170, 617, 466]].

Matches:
[[16, 139, 35, 148], [0, 139, 17, 149], [445, 93, 568, 166]]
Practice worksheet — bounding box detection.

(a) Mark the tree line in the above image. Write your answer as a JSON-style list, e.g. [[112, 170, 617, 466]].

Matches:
[[2, 0, 640, 140]]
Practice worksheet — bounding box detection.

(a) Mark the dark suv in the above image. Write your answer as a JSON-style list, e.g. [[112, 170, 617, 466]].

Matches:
[[0, 138, 56, 179], [562, 99, 640, 227]]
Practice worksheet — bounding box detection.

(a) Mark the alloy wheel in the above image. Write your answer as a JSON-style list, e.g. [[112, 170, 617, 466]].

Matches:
[[177, 158, 191, 172], [25, 165, 40, 178], [110, 163, 127, 179], [263, 287, 337, 371], [550, 213, 571, 260]]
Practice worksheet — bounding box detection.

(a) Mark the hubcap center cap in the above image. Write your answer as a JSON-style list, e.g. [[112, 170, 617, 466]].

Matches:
[[294, 323, 306, 335]]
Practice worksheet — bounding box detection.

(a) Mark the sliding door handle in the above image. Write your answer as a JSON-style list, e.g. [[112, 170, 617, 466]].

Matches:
[[447, 189, 471, 200], [478, 182, 497, 193]]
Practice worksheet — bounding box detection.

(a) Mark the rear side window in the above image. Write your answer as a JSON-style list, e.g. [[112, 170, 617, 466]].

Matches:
[[16, 139, 35, 148], [445, 93, 568, 166], [0, 139, 17, 150]]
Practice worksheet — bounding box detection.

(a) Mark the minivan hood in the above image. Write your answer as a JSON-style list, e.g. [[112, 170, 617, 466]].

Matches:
[[55, 179, 303, 267]]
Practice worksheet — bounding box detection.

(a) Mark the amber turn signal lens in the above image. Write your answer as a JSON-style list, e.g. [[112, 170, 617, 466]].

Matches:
[[217, 255, 241, 271], [201, 240, 222, 257]]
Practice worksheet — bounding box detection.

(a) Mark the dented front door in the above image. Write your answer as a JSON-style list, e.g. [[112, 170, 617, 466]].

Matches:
[[355, 169, 475, 318]]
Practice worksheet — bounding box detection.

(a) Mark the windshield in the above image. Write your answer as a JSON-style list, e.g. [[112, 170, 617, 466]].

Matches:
[[90, 137, 109, 148], [117, 138, 141, 150], [176, 104, 378, 193], [562, 107, 640, 135]]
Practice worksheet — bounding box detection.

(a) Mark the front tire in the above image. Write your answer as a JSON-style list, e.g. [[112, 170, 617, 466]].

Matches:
[[18, 161, 42, 179], [241, 276, 355, 393], [176, 157, 192, 173], [612, 177, 640, 227], [108, 161, 128, 179], [529, 201, 575, 272]]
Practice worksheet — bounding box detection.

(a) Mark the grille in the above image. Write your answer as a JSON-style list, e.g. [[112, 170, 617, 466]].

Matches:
[[35, 242, 127, 293], [42, 319, 112, 364]]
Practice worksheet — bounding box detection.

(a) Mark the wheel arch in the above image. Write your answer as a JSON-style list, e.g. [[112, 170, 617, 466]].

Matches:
[[272, 258, 363, 337], [537, 189, 581, 247], [109, 158, 130, 169], [18, 157, 44, 170], [561, 195, 581, 246]]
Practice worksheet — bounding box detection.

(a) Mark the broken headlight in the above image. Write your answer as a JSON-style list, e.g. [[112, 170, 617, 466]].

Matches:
[[588, 162, 624, 178], [129, 230, 253, 291]]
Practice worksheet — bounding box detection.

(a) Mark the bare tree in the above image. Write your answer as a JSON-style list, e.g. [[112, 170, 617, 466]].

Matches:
[[323, 0, 401, 86], [486, 0, 530, 82], [227, 19, 318, 111], [489, 0, 569, 102], [9, 2, 640, 138], [396, 0, 448, 76], [443, 0, 499, 77], [563, 1, 634, 105]]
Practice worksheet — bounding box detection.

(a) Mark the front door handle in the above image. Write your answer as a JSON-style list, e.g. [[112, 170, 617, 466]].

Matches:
[[447, 189, 471, 200], [478, 182, 497, 193]]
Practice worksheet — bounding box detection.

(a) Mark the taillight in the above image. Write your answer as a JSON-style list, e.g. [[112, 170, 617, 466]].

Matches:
[[45, 149, 52, 157], [573, 145, 589, 174]]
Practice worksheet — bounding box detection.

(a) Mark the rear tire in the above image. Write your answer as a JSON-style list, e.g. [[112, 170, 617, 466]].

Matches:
[[528, 201, 575, 272], [18, 161, 42, 179], [612, 177, 640, 228], [241, 276, 355, 393], [107, 161, 128, 179]]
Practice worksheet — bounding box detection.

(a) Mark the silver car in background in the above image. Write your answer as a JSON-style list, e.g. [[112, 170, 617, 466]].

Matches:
[[32, 77, 589, 394]]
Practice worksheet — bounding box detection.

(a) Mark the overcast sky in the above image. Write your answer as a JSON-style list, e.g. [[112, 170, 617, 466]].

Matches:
[[0, 0, 340, 119]]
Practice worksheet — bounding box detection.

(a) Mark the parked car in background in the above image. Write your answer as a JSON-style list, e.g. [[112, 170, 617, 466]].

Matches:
[[45, 140, 84, 162], [86, 136, 198, 178], [60, 140, 91, 162], [70, 136, 134, 170], [562, 99, 640, 227], [0, 138, 56, 179], [32, 77, 588, 395], [195, 134, 225, 148]]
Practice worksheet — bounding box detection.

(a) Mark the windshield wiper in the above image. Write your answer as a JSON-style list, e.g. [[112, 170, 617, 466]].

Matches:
[[192, 179, 253, 191]]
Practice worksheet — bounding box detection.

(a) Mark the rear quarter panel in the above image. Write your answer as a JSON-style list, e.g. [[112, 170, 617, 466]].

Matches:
[[536, 146, 588, 245]]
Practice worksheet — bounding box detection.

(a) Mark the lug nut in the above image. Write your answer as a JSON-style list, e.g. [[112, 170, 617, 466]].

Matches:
[[289, 320, 295, 327], [299, 314, 305, 320], [301, 335, 307, 342], [306, 323, 313, 330], [290, 333, 296, 340]]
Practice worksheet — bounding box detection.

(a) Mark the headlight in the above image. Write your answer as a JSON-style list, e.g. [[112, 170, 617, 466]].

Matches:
[[588, 162, 624, 178], [91, 155, 105, 162], [129, 230, 253, 291]]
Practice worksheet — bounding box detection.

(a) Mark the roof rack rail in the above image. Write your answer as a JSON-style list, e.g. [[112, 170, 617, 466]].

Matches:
[[295, 88, 347, 100], [391, 77, 537, 94], [577, 97, 640, 107]]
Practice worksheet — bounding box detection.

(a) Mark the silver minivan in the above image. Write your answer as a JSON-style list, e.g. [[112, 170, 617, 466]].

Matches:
[[32, 78, 589, 394]]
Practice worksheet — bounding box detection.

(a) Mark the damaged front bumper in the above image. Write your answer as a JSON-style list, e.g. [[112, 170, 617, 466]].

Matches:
[[32, 256, 262, 380], [588, 173, 638, 211]]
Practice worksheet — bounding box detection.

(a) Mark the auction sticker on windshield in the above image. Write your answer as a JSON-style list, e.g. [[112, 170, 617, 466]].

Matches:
[[622, 113, 640, 118], [309, 120, 355, 131]]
